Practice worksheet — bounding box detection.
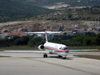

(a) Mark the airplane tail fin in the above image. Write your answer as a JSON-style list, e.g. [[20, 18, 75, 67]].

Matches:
[[45, 31, 48, 42]]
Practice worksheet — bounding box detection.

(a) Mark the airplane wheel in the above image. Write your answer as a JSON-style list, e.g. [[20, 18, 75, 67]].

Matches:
[[58, 55, 62, 58], [43, 53, 48, 58]]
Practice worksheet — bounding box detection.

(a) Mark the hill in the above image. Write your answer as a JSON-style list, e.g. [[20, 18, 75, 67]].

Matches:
[[0, 0, 54, 22], [11, 0, 100, 9], [31, 6, 100, 22]]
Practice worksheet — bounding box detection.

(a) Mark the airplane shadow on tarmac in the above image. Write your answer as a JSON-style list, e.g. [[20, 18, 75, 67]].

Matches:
[[21, 56, 73, 60], [48, 56, 73, 60]]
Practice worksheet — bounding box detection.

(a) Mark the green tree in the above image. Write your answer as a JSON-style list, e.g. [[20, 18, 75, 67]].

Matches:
[[0, 39, 10, 47], [73, 35, 84, 45], [28, 39, 36, 47], [68, 14, 72, 18], [33, 37, 44, 45], [4, 30, 9, 32], [95, 34, 100, 45], [91, 37, 97, 46], [83, 37, 92, 46], [14, 38, 22, 46], [13, 36, 29, 46]]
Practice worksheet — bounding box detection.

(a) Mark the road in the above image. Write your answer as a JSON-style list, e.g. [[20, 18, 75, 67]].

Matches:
[[0, 51, 100, 75]]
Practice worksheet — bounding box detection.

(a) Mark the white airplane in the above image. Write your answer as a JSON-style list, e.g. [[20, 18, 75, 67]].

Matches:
[[4, 31, 98, 59], [38, 31, 69, 59]]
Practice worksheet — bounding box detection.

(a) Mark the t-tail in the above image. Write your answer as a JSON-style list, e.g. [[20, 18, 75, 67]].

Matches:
[[45, 31, 48, 42]]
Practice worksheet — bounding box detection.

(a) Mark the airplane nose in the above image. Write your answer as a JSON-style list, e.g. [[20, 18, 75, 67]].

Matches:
[[62, 50, 69, 56], [64, 50, 69, 53], [67, 50, 69, 53]]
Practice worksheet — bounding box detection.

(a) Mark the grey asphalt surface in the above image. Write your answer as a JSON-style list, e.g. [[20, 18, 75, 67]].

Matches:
[[0, 51, 100, 75]]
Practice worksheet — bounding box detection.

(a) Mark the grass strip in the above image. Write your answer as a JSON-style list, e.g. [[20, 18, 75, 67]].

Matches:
[[74, 55, 100, 60], [68, 46, 100, 50], [0, 56, 10, 58], [0, 46, 38, 50]]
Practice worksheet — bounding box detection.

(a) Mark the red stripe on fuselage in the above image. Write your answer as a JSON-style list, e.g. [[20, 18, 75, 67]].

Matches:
[[44, 47, 68, 52]]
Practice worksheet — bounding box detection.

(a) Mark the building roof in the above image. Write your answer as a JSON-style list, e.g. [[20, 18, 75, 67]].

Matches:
[[19, 34, 27, 37], [12, 32, 21, 34]]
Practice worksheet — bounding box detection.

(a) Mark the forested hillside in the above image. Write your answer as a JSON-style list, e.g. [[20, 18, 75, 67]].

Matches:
[[11, 0, 100, 7], [0, 0, 54, 22]]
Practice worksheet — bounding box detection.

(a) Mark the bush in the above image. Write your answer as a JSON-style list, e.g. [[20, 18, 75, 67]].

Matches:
[[28, 39, 36, 47]]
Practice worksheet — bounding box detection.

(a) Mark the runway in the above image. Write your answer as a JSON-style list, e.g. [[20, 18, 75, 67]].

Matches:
[[0, 51, 100, 75]]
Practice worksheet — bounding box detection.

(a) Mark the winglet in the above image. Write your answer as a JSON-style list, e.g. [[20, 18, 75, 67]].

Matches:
[[45, 31, 48, 42]]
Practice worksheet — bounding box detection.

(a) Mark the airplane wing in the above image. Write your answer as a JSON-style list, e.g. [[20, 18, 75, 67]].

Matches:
[[69, 49, 98, 52], [4, 50, 49, 54], [26, 31, 61, 34]]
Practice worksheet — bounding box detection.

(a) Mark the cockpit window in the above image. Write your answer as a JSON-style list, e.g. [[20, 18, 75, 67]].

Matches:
[[63, 47, 68, 50]]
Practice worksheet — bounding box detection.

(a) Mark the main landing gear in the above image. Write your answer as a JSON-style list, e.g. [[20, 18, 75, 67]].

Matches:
[[58, 55, 66, 59], [43, 53, 48, 58], [58, 55, 62, 58]]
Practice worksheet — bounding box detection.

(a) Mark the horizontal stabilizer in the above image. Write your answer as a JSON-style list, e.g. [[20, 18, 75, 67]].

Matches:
[[26, 31, 61, 34]]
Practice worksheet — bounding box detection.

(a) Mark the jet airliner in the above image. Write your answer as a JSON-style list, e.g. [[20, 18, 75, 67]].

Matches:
[[38, 31, 69, 59]]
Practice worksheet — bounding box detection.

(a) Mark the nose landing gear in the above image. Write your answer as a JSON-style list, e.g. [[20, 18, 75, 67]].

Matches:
[[62, 56, 66, 59], [58, 55, 62, 58]]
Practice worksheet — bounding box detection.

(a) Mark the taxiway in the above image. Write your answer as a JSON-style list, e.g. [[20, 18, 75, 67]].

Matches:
[[0, 51, 100, 75]]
